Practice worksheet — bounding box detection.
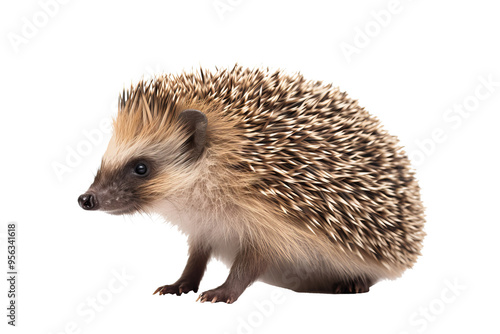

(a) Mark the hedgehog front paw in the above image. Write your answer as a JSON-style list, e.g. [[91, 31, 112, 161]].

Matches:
[[196, 286, 240, 304], [153, 280, 199, 296]]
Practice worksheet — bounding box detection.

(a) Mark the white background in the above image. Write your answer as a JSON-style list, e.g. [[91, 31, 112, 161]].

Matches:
[[1, 0, 499, 333]]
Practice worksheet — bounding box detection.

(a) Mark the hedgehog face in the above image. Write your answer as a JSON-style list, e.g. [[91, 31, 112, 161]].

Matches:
[[77, 156, 158, 215], [78, 108, 208, 215]]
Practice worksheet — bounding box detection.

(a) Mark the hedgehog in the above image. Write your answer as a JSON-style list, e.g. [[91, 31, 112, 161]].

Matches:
[[78, 65, 425, 303]]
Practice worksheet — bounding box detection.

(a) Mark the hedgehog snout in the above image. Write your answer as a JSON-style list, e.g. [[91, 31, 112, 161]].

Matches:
[[78, 193, 98, 210]]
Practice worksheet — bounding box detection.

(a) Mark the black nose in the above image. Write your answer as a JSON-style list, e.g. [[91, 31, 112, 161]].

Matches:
[[78, 193, 98, 210]]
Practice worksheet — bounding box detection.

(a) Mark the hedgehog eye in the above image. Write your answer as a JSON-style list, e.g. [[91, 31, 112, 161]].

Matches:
[[134, 163, 148, 176]]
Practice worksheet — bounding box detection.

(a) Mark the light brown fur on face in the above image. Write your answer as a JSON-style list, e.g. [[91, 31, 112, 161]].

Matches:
[[80, 65, 425, 303]]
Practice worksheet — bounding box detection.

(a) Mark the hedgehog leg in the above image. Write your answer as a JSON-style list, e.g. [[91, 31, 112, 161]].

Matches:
[[153, 244, 211, 296], [331, 276, 373, 294], [197, 247, 267, 304]]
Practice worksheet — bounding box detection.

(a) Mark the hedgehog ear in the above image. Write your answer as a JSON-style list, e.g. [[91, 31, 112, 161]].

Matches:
[[178, 109, 208, 159]]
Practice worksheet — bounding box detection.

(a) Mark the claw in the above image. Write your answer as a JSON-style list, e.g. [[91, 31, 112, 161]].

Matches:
[[153, 287, 162, 295], [196, 294, 202, 302], [211, 296, 218, 303]]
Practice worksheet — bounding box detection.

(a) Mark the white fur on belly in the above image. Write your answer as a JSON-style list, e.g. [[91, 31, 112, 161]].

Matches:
[[149, 198, 240, 267], [148, 198, 392, 291]]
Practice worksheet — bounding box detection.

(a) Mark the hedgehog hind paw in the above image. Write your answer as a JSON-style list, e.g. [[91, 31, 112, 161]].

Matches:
[[331, 277, 373, 294]]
